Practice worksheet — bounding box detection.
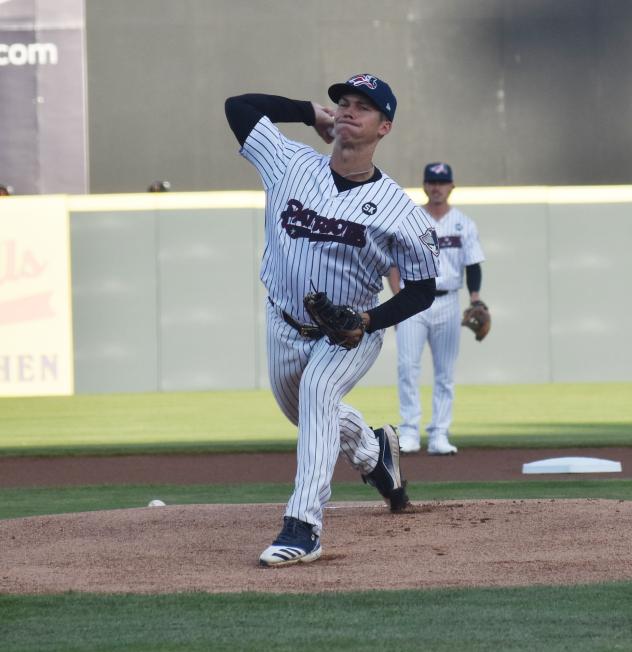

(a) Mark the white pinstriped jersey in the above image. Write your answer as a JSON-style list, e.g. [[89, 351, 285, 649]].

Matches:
[[241, 116, 440, 322], [429, 207, 484, 292]]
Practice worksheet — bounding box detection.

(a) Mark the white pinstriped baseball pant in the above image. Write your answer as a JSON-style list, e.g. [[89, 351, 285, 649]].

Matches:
[[395, 292, 461, 443], [266, 300, 383, 534]]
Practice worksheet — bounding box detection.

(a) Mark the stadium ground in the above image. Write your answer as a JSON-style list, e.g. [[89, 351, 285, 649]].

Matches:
[[1, 446, 631, 486]]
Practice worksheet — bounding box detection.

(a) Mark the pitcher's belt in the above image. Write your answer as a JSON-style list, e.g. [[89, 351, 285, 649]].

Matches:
[[268, 298, 323, 339]]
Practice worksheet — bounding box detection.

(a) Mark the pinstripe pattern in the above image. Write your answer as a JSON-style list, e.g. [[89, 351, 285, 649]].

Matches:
[[242, 116, 438, 534], [396, 207, 485, 448], [267, 301, 383, 532], [396, 293, 461, 439], [433, 208, 484, 291], [243, 117, 439, 321]]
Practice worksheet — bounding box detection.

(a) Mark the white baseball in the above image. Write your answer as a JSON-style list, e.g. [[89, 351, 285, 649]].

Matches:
[[148, 499, 166, 507]]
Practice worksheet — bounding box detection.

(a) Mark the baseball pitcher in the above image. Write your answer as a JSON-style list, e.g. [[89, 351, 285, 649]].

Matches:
[[225, 74, 440, 567]]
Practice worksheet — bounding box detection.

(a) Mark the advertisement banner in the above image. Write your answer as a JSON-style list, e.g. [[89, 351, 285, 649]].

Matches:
[[0, 0, 87, 194], [0, 196, 74, 396]]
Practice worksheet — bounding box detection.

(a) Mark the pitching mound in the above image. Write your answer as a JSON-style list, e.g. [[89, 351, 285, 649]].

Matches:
[[2, 499, 632, 595]]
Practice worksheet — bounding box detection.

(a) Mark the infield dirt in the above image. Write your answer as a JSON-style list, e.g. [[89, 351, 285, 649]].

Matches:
[[3, 498, 632, 594], [2, 446, 632, 486], [2, 448, 631, 594]]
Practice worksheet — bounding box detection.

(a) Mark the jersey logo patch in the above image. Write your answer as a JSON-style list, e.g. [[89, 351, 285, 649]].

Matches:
[[280, 199, 367, 247], [362, 202, 377, 215], [438, 235, 462, 249], [420, 228, 440, 257]]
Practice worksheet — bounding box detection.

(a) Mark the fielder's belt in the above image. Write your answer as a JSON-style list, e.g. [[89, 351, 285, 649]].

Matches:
[[268, 298, 323, 340]]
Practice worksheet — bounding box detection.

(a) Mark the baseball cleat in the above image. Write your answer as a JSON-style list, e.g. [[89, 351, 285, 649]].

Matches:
[[427, 433, 458, 455], [259, 517, 322, 567], [398, 433, 421, 454], [362, 425, 410, 511]]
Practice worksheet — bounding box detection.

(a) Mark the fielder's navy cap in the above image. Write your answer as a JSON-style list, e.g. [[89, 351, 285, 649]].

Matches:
[[328, 74, 397, 121], [424, 162, 453, 183]]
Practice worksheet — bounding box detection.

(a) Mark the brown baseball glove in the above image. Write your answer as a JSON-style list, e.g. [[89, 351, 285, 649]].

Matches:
[[303, 291, 365, 350], [461, 300, 491, 341]]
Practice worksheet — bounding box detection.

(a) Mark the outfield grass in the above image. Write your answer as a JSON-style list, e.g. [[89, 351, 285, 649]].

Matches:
[[2, 583, 632, 652], [1, 382, 631, 455]]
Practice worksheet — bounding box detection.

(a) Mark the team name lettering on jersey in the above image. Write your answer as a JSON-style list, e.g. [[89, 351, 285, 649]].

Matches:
[[438, 235, 462, 249], [280, 199, 367, 247]]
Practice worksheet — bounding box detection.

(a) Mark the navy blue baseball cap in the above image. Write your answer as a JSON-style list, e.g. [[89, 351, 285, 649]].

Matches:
[[424, 162, 453, 183], [328, 74, 397, 121]]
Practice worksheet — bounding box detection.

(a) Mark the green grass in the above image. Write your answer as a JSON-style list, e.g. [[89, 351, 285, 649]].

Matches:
[[1, 382, 631, 456], [2, 383, 632, 651], [2, 479, 632, 520], [2, 584, 632, 652]]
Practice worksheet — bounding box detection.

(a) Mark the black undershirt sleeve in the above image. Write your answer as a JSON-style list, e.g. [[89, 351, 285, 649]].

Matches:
[[465, 263, 482, 294], [366, 278, 436, 332], [224, 94, 315, 146]]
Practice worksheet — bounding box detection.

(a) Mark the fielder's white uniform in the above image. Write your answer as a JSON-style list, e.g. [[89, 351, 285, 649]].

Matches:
[[241, 116, 439, 532], [396, 207, 484, 452]]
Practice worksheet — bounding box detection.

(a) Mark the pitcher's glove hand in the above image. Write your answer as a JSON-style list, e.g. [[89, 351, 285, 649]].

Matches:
[[304, 291, 366, 350], [461, 300, 491, 342]]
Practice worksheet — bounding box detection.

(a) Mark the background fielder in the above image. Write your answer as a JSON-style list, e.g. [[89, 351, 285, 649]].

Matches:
[[225, 74, 439, 566], [388, 162, 486, 455]]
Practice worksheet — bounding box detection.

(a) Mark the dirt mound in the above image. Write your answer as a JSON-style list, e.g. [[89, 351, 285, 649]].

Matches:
[[2, 499, 632, 594]]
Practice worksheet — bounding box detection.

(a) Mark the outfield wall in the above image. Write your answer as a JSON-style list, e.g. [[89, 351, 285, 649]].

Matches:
[[1, 187, 631, 395]]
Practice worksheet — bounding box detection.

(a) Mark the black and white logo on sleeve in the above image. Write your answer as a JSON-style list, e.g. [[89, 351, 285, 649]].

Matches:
[[420, 228, 440, 257]]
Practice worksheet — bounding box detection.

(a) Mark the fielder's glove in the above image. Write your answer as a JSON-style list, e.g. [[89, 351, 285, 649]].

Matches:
[[303, 291, 366, 350], [461, 300, 491, 342]]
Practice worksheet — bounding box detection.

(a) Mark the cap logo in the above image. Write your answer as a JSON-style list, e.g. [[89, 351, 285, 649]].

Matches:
[[347, 74, 378, 90], [429, 163, 449, 175]]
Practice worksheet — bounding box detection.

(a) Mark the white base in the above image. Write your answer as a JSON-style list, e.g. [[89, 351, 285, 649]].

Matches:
[[522, 456, 622, 474]]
